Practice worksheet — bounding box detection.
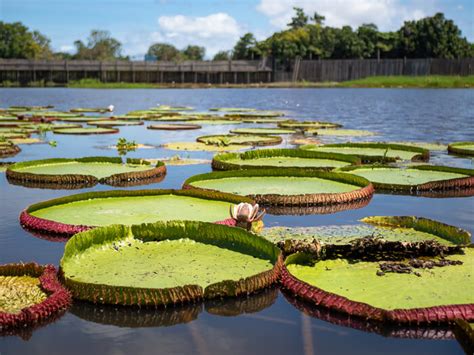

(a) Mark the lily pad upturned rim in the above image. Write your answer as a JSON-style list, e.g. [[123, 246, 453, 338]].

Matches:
[[52, 127, 119, 135], [148, 123, 202, 130], [229, 128, 297, 135], [448, 141, 474, 156], [6, 157, 166, 188], [20, 188, 254, 237], [0, 263, 71, 331], [183, 168, 374, 207], [339, 164, 474, 193], [281, 216, 473, 324], [301, 142, 430, 163], [197, 134, 283, 147], [60, 220, 283, 306], [453, 319, 474, 354], [212, 148, 361, 171], [278, 121, 343, 129], [88, 120, 144, 127]]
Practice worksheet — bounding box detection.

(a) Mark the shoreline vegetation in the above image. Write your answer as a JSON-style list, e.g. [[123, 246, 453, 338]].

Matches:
[[1, 76, 473, 89]]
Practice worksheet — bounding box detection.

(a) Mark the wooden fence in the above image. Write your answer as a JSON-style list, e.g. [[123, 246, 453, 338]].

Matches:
[[0, 58, 472, 85], [0, 59, 272, 84], [276, 58, 474, 82]]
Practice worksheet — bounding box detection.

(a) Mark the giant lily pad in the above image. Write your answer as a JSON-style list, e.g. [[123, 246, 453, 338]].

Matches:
[[283, 248, 473, 323], [20, 189, 253, 237], [197, 134, 282, 147], [60, 221, 282, 306], [184, 169, 374, 206], [55, 116, 111, 123], [187, 119, 241, 125], [148, 123, 202, 130], [0, 263, 71, 331], [229, 128, 297, 135], [0, 141, 21, 158], [7, 157, 166, 188], [70, 107, 111, 113], [301, 142, 429, 162], [279, 121, 342, 130], [281, 216, 473, 324], [52, 127, 119, 135], [163, 141, 250, 152], [340, 165, 474, 194], [309, 129, 376, 137], [88, 120, 144, 127], [448, 141, 474, 156], [209, 107, 256, 112], [225, 111, 283, 118], [212, 148, 360, 171]]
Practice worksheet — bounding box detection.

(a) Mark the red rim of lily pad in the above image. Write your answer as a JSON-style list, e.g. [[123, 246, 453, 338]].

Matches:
[[19, 188, 252, 238], [6, 157, 167, 189], [0, 142, 21, 158], [0, 263, 71, 332]]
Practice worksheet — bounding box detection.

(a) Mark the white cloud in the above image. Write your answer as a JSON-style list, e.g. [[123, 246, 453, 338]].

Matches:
[[59, 45, 75, 53], [257, 0, 432, 31], [151, 13, 242, 58]]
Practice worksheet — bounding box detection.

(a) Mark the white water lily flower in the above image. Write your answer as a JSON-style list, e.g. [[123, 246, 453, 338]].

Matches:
[[230, 202, 265, 224]]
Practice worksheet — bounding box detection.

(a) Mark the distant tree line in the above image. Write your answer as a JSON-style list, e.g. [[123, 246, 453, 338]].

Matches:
[[1, 9, 472, 62]]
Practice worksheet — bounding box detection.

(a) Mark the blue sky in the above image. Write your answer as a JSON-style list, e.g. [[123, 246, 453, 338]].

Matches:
[[1, 0, 473, 59]]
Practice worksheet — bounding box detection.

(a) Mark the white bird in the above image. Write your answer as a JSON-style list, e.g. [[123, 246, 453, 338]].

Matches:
[[108, 105, 114, 112]]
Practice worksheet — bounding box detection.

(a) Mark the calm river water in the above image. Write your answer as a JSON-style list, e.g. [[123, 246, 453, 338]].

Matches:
[[0, 88, 473, 355]]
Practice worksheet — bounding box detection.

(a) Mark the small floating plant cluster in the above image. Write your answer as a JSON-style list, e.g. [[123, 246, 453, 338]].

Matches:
[[1, 104, 473, 348]]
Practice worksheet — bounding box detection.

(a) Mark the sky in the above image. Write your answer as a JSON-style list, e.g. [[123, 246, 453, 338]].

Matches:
[[1, 0, 473, 59]]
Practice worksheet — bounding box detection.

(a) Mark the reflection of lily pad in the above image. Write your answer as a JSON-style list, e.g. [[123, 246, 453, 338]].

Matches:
[[7, 157, 166, 188], [52, 127, 119, 135], [212, 148, 360, 170], [163, 141, 250, 152], [60, 221, 282, 306], [340, 165, 474, 193], [230, 128, 296, 135], [21, 189, 253, 237], [197, 134, 282, 146], [448, 141, 474, 156], [184, 168, 374, 206], [0, 263, 71, 331], [302, 142, 429, 162]]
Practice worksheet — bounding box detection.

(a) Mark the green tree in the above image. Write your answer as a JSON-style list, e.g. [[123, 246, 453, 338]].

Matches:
[[73, 30, 122, 60], [312, 12, 326, 26], [213, 50, 231, 61], [0, 22, 52, 59], [397, 13, 473, 58], [232, 33, 259, 59], [331, 26, 365, 59], [288, 7, 308, 29], [182, 45, 205, 60], [147, 43, 181, 61]]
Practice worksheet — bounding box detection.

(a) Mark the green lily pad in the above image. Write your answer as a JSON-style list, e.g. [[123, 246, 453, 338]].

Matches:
[[212, 148, 359, 170], [52, 127, 119, 135], [389, 142, 448, 151], [163, 141, 250, 152], [55, 116, 111, 122], [60, 221, 281, 306], [184, 169, 373, 206], [224, 111, 284, 118], [70, 108, 110, 113], [148, 123, 202, 130], [209, 107, 256, 112], [279, 121, 342, 130], [309, 129, 376, 137], [286, 248, 473, 311], [197, 134, 282, 146], [188, 119, 241, 125], [25, 189, 252, 230], [230, 128, 297, 135], [0, 275, 47, 314], [8, 138, 44, 145], [8, 158, 154, 180], [448, 141, 474, 156], [0, 121, 35, 128], [0, 132, 30, 139], [302, 143, 429, 162], [88, 120, 144, 127], [340, 165, 473, 192]]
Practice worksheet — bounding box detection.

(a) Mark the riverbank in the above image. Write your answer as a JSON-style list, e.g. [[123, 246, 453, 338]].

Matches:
[[1, 76, 473, 89]]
